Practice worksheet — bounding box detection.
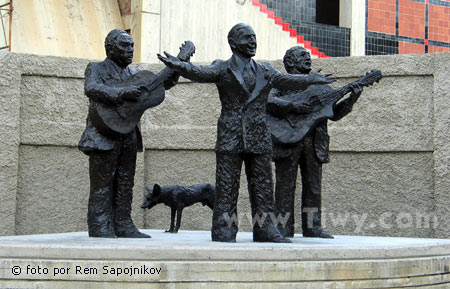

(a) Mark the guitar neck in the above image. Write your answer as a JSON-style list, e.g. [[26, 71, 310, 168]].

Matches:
[[334, 74, 375, 100], [322, 84, 352, 105], [336, 84, 353, 98], [144, 67, 175, 92]]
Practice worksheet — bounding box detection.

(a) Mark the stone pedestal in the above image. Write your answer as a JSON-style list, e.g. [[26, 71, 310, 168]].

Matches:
[[0, 230, 449, 288]]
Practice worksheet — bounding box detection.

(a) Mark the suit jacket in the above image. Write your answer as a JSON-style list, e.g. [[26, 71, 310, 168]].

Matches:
[[267, 84, 356, 163], [174, 54, 315, 154], [78, 58, 143, 155]]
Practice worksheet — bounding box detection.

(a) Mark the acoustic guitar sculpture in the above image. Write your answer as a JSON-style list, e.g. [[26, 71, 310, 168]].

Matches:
[[90, 41, 195, 136], [268, 69, 382, 145]]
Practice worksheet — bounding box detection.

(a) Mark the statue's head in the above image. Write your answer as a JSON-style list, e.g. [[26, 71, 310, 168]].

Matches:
[[283, 46, 312, 74], [104, 29, 134, 67], [227, 23, 257, 58]]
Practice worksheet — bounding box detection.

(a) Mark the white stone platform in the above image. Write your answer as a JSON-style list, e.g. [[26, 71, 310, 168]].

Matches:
[[0, 230, 449, 288]]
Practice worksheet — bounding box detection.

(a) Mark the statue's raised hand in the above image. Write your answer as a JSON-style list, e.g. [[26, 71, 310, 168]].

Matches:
[[157, 51, 183, 70], [309, 69, 336, 84]]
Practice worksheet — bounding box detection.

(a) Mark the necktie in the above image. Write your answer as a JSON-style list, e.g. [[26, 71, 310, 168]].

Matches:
[[242, 63, 256, 93]]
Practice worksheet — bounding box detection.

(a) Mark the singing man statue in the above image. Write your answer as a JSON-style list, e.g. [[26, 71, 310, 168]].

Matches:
[[158, 24, 335, 243]]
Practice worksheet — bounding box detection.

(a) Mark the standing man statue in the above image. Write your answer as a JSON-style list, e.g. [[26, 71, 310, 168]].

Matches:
[[79, 29, 181, 238], [158, 23, 335, 243], [267, 46, 364, 239]]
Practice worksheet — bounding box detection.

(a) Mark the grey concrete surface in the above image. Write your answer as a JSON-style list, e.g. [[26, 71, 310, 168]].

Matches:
[[0, 231, 449, 288], [1, 230, 449, 260], [0, 51, 448, 238]]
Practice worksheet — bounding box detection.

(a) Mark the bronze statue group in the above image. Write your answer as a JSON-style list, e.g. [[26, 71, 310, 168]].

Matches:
[[80, 24, 381, 243]]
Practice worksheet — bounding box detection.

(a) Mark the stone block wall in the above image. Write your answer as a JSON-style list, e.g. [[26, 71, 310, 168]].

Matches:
[[0, 51, 448, 238]]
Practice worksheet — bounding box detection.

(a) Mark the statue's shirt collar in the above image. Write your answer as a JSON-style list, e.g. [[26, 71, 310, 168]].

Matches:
[[231, 54, 256, 74], [104, 58, 133, 80]]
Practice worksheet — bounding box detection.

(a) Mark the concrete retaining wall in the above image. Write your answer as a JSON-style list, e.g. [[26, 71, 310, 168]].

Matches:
[[0, 51, 448, 238]]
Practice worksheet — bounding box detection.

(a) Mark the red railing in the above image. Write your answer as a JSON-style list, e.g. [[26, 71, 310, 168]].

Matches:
[[251, 0, 328, 58]]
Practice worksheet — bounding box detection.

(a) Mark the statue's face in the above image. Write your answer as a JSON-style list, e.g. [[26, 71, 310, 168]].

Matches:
[[232, 26, 257, 58], [293, 49, 312, 74], [109, 33, 134, 67]]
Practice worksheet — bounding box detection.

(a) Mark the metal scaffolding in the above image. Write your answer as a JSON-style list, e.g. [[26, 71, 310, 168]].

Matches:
[[0, 1, 12, 51]]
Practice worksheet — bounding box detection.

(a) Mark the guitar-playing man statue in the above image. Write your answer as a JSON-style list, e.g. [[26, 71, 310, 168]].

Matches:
[[79, 29, 189, 238], [267, 46, 381, 239]]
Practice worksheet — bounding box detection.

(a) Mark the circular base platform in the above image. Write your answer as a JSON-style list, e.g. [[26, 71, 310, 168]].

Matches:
[[0, 230, 449, 288]]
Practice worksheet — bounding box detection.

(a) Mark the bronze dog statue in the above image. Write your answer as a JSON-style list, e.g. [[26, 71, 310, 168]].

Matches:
[[141, 183, 215, 233]]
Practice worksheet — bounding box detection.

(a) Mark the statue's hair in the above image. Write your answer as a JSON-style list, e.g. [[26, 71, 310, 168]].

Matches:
[[104, 29, 127, 57], [227, 23, 252, 46], [283, 46, 308, 69]]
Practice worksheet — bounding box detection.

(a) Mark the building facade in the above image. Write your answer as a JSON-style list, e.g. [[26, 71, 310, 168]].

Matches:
[[0, 0, 449, 59], [366, 0, 450, 54], [252, 0, 450, 56]]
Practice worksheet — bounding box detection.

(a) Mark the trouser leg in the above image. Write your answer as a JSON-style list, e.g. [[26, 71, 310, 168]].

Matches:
[[88, 150, 117, 238], [212, 153, 242, 242], [300, 136, 333, 238], [274, 151, 300, 238], [245, 153, 290, 243], [114, 131, 150, 238]]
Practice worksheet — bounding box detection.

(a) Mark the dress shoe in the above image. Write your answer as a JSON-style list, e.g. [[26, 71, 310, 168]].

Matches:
[[254, 229, 292, 243], [303, 227, 334, 239], [88, 221, 117, 238], [117, 229, 151, 238]]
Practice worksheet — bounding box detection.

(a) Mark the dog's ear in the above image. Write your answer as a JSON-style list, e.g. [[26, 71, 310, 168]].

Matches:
[[145, 186, 153, 197], [153, 184, 161, 197]]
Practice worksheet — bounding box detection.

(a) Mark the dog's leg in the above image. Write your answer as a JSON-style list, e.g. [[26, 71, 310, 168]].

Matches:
[[165, 207, 176, 233], [174, 208, 183, 233]]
